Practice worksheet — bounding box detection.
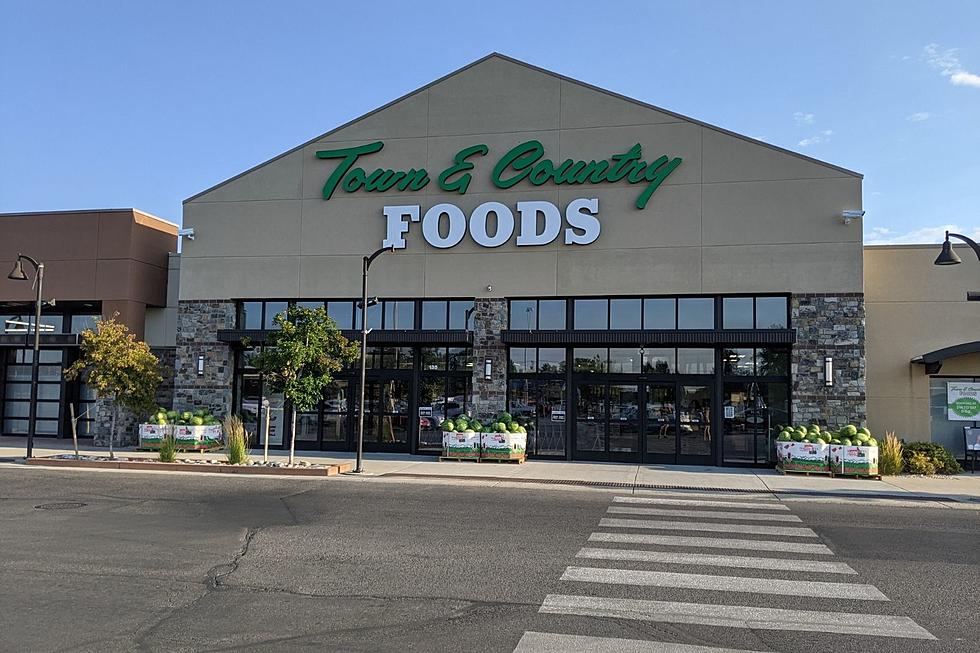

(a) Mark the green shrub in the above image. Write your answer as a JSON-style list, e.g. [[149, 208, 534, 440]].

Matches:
[[905, 451, 937, 475], [159, 434, 177, 463], [224, 415, 251, 465], [902, 441, 962, 474], [879, 431, 904, 476]]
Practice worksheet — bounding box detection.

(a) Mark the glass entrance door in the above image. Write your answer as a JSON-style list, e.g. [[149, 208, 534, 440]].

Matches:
[[363, 374, 411, 451], [573, 382, 641, 461], [642, 382, 714, 465]]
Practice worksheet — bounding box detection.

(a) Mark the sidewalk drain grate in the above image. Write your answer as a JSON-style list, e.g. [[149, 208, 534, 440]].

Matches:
[[34, 502, 86, 510]]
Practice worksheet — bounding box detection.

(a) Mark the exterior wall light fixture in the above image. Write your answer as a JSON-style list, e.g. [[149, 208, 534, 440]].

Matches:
[[197, 355, 205, 376], [841, 210, 864, 225], [484, 358, 492, 380], [824, 356, 834, 387]]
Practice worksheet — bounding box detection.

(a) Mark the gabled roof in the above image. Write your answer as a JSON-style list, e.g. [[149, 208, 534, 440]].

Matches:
[[185, 52, 862, 204]]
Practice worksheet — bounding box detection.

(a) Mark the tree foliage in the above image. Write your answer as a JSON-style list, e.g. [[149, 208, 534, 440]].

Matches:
[[251, 306, 359, 412], [64, 315, 161, 414]]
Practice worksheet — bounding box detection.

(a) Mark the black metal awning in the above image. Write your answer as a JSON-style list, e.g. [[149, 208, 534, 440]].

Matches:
[[217, 329, 473, 347], [500, 329, 797, 347], [911, 341, 980, 375]]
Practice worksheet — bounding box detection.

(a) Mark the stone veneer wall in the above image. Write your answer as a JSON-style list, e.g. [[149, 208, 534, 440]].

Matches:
[[91, 347, 177, 447], [470, 298, 508, 421], [791, 293, 866, 428], [174, 300, 236, 418], [152, 347, 177, 410]]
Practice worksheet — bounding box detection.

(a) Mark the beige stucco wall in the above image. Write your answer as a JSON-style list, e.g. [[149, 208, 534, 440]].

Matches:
[[144, 253, 180, 347], [180, 55, 863, 301], [865, 244, 980, 440]]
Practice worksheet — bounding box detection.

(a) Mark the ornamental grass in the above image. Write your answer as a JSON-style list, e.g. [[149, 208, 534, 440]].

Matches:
[[224, 415, 251, 465]]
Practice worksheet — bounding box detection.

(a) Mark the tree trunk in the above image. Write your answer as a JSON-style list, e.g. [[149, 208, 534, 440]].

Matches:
[[109, 401, 117, 460], [289, 406, 296, 466]]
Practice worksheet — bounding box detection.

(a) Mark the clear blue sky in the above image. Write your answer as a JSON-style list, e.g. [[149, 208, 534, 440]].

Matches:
[[1, 1, 978, 244]]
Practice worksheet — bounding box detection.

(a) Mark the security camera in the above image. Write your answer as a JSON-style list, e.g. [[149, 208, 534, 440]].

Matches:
[[178, 228, 195, 241], [841, 210, 865, 225], [486, 284, 493, 292]]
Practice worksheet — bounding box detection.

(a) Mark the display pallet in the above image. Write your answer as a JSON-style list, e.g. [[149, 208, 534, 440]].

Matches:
[[830, 471, 882, 480], [480, 456, 526, 464], [137, 445, 223, 453], [439, 455, 480, 463], [775, 465, 832, 476]]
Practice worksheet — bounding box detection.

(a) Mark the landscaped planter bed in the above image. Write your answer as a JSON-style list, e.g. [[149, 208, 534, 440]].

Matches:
[[25, 455, 352, 476]]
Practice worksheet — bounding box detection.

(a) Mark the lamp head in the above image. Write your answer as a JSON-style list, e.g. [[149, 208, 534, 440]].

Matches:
[[934, 233, 963, 266], [7, 258, 27, 281]]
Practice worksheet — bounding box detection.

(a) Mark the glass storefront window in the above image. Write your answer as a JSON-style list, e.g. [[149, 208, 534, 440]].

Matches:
[[385, 301, 415, 330], [364, 346, 384, 369], [449, 300, 475, 330], [609, 348, 642, 373], [294, 301, 324, 311], [421, 301, 448, 329], [509, 347, 536, 373], [723, 348, 755, 376], [643, 298, 676, 329], [929, 377, 978, 457], [573, 348, 607, 373], [421, 347, 446, 371], [642, 348, 675, 374], [723, 297, 753, 329], [355, 302, 382, 330], [537, 348, 566, 373], [448, 347, 472, 372], [295, 412, 319, 441], [610, 299, 641, 329], [240, 302, 262, 329], [538, 300, 566, 330], [327, 301, 353, 329], [756, 296, 788, 329], [678, 298, 714, 329], [574, 299, 608, 329], [757, 348, 789, 376], [70, 314, 99, 333], [510, 300, 537, 330], [263, 302, 289, 329], [677, 348, 715, 375]]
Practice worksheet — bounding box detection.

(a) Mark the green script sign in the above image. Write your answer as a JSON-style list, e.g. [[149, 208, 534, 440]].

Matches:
[[315, 140, 682, 209]]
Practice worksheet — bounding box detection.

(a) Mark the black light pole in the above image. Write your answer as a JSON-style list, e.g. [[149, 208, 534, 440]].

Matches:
[[354, 245, 395, 474], [7, 254, 44, 459], [935, 231, 980, 301]]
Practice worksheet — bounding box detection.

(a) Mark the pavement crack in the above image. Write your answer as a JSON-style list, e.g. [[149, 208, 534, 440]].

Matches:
[[206, 526, 261, 589]]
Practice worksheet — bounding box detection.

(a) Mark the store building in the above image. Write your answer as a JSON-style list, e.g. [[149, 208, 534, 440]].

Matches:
[[0, 209, 178, 443], [173, 53, 867, 466]]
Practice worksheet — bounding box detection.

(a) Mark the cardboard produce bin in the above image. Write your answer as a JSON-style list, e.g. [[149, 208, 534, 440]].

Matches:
[[442, 431, 481, 457], [776, 441, 830, 473], [830, 445, 879, 476], [138, 424, 171, 449], [174, 424, 223, 450], [480, 432, 527, 460]]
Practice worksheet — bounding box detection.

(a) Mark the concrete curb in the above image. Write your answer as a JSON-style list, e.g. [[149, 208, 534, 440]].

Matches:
[[24, 456, 353, 477]]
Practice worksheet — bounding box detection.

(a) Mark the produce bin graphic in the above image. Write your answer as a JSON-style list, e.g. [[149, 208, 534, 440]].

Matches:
[[480, 432, 527, 460], [830, 444, 879, 476], [174, 424, 223, 449], [442, 431, 481, 457], [138, 424, 171, 448], [776, 441, 830, 472]]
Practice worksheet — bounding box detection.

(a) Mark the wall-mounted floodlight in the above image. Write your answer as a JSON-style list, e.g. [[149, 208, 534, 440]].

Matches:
[[178, 228, 195, 241], [841, 210, 865, 225]]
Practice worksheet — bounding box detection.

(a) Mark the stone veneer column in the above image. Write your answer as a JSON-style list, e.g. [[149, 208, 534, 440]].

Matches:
[[92, 347, 178, 447], [470, 298, 509, 422], [174, 300, 236, 418], [791, 293, 867, 428]]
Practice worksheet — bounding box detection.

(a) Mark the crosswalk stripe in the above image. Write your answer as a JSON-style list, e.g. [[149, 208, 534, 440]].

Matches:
[[576, 547, 856, 574], [608, 506, 803, 523], [539, 595, 936, 640], [633, 490, 779, 502], [600, 517, 818, 538], [615, 496, 790, 511], [513, 631, 766, 652], [561, 566, 887, 600], [589, 532, 834, 554]]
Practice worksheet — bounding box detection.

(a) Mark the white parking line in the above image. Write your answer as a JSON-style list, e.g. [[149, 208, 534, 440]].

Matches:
[[607, 506, 803, 522], [575, 546, 856, 574], [589, 532, 834, 554], [560, 566, 887, 600], [513, 631, 767, 652], [600, 517, 818, 538], [632, 490, 779, 502], [614, 496, 790, 511], [539, 595, 936, 640]]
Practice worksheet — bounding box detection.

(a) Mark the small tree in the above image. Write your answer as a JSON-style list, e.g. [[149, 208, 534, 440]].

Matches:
[[251, 305, 358, 464], [65, 315, 162, 459]]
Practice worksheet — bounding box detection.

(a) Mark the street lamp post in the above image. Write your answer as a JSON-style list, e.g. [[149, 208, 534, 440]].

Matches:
[[7, 254, 45, 459], [354, 245, 395, 474], [934, 231, 980, 301]]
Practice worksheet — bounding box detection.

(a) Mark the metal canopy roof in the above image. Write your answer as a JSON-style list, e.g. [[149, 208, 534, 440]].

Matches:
[[911, 341, 980, 374]]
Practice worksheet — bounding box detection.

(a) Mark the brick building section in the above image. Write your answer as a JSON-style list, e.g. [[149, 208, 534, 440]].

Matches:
[[470, 298, 508, 421], [791, 293, 867, 428], [174, 300, 236, 418]]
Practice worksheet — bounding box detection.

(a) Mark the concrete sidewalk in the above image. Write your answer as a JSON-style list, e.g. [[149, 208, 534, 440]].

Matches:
[[3, 437, 978, 504]]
